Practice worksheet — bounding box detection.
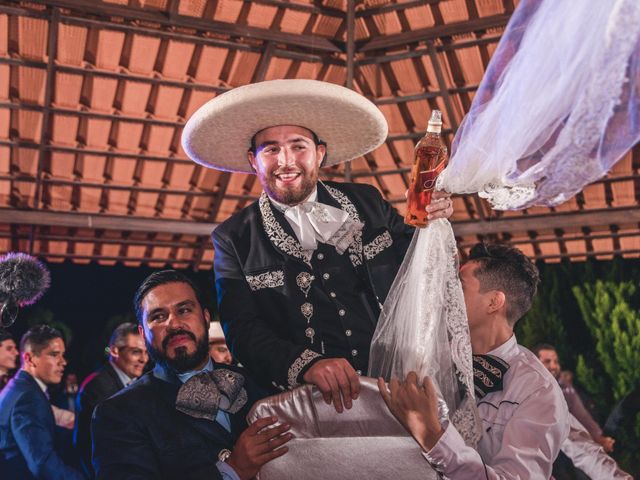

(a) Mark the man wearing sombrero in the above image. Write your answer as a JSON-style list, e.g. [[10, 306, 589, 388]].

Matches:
[[182, 79, 453, 412]]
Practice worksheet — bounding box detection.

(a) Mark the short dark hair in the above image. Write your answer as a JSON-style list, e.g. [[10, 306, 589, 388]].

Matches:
[[133, 270, 208, 324], [0, 329, 14, 345], [20, 324, 63, 356], [108, 322, 139, 349], [531, 343, 557, 358], [467, 243, 540, 325], [248, 128, 327, 156]]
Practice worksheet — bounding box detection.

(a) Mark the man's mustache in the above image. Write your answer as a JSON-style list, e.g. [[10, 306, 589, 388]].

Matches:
[[162, 329, 196, 350]]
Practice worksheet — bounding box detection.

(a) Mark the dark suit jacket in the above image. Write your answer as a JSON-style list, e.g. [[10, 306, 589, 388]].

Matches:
[[91, 362, 265, 480], [0, 370, 85, 480], [74, 362, 126, 476], [213, 181, 414, 391]]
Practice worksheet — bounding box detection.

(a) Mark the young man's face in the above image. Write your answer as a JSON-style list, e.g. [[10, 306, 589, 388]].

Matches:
[[248, 125, 326, 206], [140, 282, 210, 373], [28, 337, 67, 385], [537, 348, 561, 379], [112, 333, 148, 379], [459, 261, 493, 330], [0, 339, 18, 372]]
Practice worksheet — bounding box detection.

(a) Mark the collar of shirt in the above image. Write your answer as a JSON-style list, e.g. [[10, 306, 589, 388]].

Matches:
[[176, 357, 214, 384], [484, 334, 518, 363], [110, 361, 135, 387]]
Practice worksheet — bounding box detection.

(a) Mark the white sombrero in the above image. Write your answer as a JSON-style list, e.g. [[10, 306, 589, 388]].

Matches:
[[208, 321, 225, 341], [181, 79, 388, 173]]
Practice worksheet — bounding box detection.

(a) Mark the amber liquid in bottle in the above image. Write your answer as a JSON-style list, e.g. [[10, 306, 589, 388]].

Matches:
[[405, 110, 448, 228]]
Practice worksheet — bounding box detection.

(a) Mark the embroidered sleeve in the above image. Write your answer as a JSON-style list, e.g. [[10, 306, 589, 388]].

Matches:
[[287, 349, 322, 388], [363, 231, 393, 260], [245, 270, 285, 291]]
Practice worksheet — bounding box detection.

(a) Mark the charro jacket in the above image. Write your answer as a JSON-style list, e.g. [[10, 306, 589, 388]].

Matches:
[[213, 181, 414, 391]]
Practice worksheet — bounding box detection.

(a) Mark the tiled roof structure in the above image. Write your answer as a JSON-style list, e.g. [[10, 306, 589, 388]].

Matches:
[[1, 0, 639, 269]]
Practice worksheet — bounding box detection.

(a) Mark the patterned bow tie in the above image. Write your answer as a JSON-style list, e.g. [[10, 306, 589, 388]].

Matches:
[[472, 354, 510, 399], [176, 369, 247, 420], [284, 201, 363, 253]]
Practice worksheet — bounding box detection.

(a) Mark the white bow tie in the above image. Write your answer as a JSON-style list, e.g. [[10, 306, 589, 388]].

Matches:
[[284, 201, 362, 253]]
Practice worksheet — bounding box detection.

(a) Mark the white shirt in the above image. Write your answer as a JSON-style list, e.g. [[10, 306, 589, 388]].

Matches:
[[423, 335, 570, 479], [561, 414, 632, 479]]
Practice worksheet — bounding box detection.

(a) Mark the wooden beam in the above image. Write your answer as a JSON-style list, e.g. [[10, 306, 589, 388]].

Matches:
[[18, 0, 342, 53], [452, 207, 640, 236], [359, 13, 511, 52], [1, 209, 218, 236], [30, 7, 59, 254]]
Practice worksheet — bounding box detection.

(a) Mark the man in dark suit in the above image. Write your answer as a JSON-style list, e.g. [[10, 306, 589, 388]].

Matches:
[[92, 270, 291, 480], [73, 322, 148, 476], [181, 79, 454, 412], [0, 325, 85, 479]]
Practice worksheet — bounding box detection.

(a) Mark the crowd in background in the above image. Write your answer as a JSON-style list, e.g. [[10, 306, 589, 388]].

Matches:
[[0, 313, 233, 479]]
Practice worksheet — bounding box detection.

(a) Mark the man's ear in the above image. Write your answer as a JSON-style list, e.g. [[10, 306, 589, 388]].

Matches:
[[22, 351, 35, 368], [488, 290, 506, 313], [109, 346, 119, 360], [204, 309, 211, 331], [316, 143, 326, 167], [247, 151, 257, 172]]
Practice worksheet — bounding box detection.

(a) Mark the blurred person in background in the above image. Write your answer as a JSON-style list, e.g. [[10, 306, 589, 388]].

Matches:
[[208, 321, 233, 365], [0, 325, 85, 479], [0, 329, 19, 390], [534, 343, 615, 451], [73, 322, 147, 477]]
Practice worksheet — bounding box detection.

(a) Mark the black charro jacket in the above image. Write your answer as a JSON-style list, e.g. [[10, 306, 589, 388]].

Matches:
[[91, 362, 265, 480], [213, 181, 414, 392]]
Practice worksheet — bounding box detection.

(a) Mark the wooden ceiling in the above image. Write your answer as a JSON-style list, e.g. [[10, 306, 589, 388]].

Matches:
[[1, 0, 639, 269]]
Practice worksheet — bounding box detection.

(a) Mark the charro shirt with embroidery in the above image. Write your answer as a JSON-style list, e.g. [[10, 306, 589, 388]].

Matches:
[[213, 181, 414, 392], [423, 335, 570, 479]]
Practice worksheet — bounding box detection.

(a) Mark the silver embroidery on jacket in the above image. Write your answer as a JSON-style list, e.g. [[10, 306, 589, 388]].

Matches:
[[245, 270, 285, 291], [288, 349, 322, 388], [259, 193, 313, 266], [258, 186, 365, 268], [364, 231, 393, 260], [323, 185, 364, 267]]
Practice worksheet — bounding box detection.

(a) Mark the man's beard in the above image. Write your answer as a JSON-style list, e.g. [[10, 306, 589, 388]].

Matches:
[[148, 329, 209, 373], [262, 169, 318, 205]]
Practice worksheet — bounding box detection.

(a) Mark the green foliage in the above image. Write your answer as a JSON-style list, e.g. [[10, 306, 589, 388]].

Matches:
[[517, 275, 567, 353], [572, 280, 640, 402], [23, 307, 73, 347]]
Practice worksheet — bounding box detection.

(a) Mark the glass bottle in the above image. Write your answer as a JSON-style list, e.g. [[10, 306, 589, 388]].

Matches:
[[404, 110, 448, 228]]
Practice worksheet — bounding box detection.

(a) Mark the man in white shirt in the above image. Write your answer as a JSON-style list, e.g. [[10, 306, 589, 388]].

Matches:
[[379, 243, 570, 478]]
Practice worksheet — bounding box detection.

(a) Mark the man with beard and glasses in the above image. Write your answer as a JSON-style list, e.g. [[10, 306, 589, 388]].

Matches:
[[181, 79, 454, 414], [91, 270, 292, 480]]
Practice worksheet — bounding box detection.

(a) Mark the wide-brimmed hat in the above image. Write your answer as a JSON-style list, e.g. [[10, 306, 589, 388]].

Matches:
[[181, 79, 388, 173]]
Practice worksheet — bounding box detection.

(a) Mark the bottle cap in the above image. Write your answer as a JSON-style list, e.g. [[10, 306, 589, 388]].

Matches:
[[427, 110, 442, 132]]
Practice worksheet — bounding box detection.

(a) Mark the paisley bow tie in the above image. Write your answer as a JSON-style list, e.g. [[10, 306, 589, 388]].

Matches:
[[175, 369, 247, 420], [284, 201, 363, 253], [472, 354, 510, 399]]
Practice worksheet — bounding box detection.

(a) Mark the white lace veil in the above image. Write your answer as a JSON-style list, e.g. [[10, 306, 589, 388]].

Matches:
[[369, 0, 640, 448], [438, 0, 640, 209], [368, 220, 481, 446]]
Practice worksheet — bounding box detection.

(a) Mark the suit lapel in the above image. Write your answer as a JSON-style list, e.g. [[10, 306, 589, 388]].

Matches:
[[105, 362, 126, 389]]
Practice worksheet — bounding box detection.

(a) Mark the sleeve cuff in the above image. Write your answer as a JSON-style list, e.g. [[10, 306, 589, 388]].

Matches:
[[287, 349, 323, 388], [421, 423, 467, 473], [217, 460, 241, 480]]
